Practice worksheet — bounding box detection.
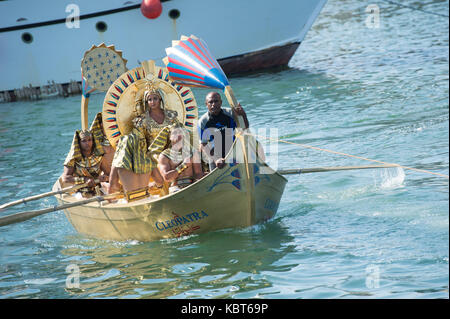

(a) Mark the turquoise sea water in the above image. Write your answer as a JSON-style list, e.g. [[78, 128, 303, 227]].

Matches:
[[0, 0, 448, 299]]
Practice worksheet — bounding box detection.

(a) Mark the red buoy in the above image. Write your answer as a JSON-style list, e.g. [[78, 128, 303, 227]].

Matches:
[[141, 0, 162, 19]]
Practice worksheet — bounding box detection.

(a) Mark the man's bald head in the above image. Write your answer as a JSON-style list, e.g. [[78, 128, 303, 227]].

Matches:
[[205, 91, 222, 116]]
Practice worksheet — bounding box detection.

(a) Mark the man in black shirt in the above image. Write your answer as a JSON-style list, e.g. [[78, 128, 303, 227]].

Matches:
[[198, 92, 249, 170]]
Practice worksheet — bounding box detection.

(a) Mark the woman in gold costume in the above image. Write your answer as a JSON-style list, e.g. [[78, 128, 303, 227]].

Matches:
[[108, 82, 179, 198]]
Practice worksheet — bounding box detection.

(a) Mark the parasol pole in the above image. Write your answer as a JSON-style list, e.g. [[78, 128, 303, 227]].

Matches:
[[223, 85, 247, 129], [81, 95, 89, 130], [80, 75, 96, 130]]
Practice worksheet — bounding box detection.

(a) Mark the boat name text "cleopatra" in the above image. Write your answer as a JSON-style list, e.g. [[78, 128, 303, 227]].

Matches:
[[155, 211, 209, 231]]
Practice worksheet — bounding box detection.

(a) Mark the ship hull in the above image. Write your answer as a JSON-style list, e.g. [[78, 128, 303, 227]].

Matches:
[[0, 0, 327, 97]]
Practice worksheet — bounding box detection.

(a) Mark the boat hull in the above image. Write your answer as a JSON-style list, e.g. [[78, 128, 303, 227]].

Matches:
[[54, 133, 287, 242], [0, 0, 327, 97], [219, 42, 300, 76]]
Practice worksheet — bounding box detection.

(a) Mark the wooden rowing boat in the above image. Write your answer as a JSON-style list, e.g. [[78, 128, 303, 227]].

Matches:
[[0, 37, 426, 236], [52, 132, 287, 242], [49, 38, 287, 242]]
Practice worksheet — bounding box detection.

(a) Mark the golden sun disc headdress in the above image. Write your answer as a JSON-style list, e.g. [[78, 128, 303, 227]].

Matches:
[[143, 80, 162, 101], [102, 61, 199, 149]]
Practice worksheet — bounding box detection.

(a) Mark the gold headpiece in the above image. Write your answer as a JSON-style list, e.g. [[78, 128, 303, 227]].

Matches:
[[143, 80, 162, 101], [79, 129, 92, 139], [133, 80, 165, 116]]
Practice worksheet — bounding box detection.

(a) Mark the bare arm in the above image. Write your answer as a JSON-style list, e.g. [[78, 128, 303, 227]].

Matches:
[[158, 154, 178, 183], [62, 165, 96, 187], [99, 157, 111, 182], [61, 166, 76, 184], [192, 152, 204, 181], [108, 166, 121, 194]]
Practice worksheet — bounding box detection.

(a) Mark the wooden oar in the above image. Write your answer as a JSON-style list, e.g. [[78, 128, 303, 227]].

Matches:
[[0, 192, 121, 227], [277, 164, 399, 175], [0, 182, 92, 211]]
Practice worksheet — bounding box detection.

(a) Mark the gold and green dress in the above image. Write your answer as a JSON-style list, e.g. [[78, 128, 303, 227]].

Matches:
[[89, 112, 111, 150], [64, 130, 104, 193], [111, 110, 177, 174], [65, 154, 103, 179], [112, 128, 152, 174], [145, 109, 177, 140]]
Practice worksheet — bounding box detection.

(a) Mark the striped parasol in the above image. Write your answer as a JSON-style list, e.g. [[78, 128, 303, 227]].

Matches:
[[163, 35, 228, 89], [163, 35, 244, 127]]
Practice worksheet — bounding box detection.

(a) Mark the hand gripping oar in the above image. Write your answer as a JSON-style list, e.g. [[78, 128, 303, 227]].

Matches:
[[0, 192, 121, 227], [0, 181, 92, 211], [277, 164, 399, 175], [163, 35, 246, 128]]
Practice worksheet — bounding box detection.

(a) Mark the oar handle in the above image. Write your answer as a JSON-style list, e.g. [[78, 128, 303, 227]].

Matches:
[[0, 181, 93, 211], [0, 192, 121, 227]]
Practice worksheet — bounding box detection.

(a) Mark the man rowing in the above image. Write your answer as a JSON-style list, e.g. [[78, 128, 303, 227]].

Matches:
[[62, 129, 110, 196]]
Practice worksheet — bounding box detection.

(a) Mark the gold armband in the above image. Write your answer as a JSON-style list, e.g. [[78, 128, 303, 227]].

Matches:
[[175, 163, 187, 174]]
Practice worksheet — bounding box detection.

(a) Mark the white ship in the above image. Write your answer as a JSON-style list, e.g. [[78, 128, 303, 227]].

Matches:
[[0, 0, 327, 101]]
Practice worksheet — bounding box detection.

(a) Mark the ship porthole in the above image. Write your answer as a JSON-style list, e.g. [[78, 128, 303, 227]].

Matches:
[[169, 9, 180, 20], [96, 21, 108, 32], [21, 32, 33, 44]]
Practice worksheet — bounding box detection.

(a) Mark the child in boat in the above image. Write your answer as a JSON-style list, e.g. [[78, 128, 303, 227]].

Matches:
[[158, 126, 204, 193]]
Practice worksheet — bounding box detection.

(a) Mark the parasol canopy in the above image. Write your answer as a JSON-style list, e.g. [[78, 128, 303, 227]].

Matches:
[[163, 35, 229, 90], [164, 35, 245, 127]]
